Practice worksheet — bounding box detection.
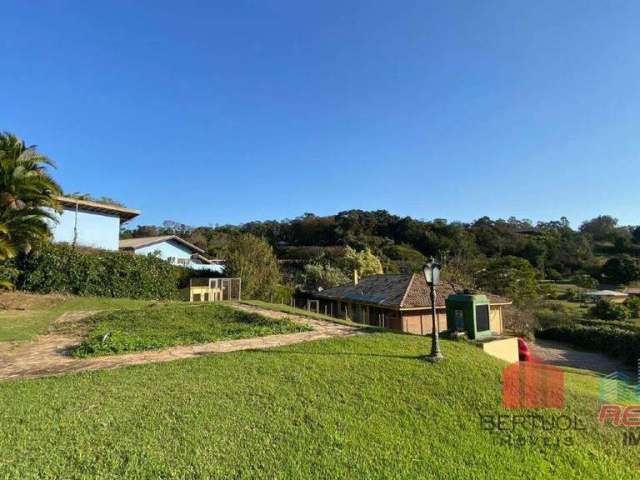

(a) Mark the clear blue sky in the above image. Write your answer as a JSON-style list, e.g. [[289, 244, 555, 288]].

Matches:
[[3, 1, 639, 228]]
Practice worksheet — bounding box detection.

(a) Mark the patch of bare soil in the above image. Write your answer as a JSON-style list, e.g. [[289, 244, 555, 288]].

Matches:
[[0, 292, 65, 311]]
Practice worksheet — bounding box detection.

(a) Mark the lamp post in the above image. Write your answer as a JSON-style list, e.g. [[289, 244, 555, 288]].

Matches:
[[423, 258, 443, 362]]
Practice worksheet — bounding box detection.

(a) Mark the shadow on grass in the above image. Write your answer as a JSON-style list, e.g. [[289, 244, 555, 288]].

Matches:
[[209, 347, 427, 362]]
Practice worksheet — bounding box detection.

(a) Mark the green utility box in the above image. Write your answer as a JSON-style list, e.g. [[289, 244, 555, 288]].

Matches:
[[445, 294, 492, 340]]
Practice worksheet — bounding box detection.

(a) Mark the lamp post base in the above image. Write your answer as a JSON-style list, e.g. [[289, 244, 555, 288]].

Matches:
[[423, 353, 444, 363]]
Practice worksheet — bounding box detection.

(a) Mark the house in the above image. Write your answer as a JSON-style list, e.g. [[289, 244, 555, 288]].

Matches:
[[296, 273, 511, 336], [119, 235, 224, 273], [50, 195, 140, 251], [584, 290, 628, 303]]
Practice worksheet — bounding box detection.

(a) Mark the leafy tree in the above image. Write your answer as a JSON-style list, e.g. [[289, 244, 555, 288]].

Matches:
[[342, 246, 383, 277], [222, 234, 281, 300], [299, 263, 349, 291], [590, 300, 630, 321], [580, 215, 618, 242], [626, 297, 640, 319], [475, 256, 539, 305], [601, 256, 640, 284], [0, 132, 61, 287], [612, 229, 633, 253]]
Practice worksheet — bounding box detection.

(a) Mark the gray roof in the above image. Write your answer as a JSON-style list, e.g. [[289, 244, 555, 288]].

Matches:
[[119, 235, 205, 254], [313, 273, 510, 309]]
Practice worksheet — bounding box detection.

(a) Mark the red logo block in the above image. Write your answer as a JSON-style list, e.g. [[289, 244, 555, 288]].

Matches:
[[503, 362, 565, 409]]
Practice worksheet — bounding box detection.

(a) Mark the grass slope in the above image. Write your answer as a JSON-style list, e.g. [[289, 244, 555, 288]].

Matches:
[[0, 294, 153, 342], [0, 332, 637, 478], [70, 304, 310, 357]]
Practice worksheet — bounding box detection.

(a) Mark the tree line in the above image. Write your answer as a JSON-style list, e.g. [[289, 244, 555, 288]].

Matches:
[[123, 210, 640, 294]]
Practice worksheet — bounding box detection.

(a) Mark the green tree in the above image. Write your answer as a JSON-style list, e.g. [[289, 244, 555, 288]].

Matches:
[[476, 256, 539, 305], [590, 300, 630, 321], [601, 256, 640, 284], [300, 263, 349, 291], [342, 246, 384, 277], [579, 215, 618, 242], [222, 234, 281, 300], [0, 132, 62, 287]]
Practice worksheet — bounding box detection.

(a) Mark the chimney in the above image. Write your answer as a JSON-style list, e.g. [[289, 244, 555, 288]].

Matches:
[[353, 269, 359, 285]]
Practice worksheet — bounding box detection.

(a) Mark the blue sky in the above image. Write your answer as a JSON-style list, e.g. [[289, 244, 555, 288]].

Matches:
[[2, 1, 639, 228]]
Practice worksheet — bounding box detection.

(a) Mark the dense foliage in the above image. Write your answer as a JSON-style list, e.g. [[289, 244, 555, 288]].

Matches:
[[222, 234, 282, 300], [16, 243, 192, 299], [589, 299, 631, 321], [0, 132, 62, 287], [122, 210, 640, 295]]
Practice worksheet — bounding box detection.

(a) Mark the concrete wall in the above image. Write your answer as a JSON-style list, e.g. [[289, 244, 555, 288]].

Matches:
[[50, 207, 120, 251], [481, 337, 518, 363]]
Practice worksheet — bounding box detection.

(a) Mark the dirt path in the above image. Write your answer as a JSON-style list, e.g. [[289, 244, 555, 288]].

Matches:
[[0, 305, 360, 381], [530, 338, 633, 375]]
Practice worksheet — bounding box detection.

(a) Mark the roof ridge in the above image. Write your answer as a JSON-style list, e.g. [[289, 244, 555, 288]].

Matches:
[[399, 273, 417, 308]]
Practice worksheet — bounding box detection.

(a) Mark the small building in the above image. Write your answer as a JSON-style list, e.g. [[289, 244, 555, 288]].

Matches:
[[188, 277, 241, 302], [584, 290, 628, 303], [50, 196, 140, 251], [297, 273, 511, 336], [119, 235, 224, 273]]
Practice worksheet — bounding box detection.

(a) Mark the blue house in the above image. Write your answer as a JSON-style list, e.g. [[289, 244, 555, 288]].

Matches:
[[119, 235, 224, 273], [50, 196, 140, 250]]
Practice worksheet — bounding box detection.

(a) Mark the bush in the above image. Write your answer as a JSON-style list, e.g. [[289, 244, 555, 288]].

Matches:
[[16, 243, 195, 299], [589, 299, 630, 321], [536, 324, 640, 366], [577, 318, 640, 332], [626, 296, 640, 318], [223, 234, 281, 300]]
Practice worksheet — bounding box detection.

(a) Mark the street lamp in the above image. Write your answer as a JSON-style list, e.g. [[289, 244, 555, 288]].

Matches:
[[423, 258, 443, 362]]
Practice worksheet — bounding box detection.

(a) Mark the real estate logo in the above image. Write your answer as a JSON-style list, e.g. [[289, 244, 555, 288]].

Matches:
[[502, 360, 565, 409], [597, 360, 640, 432]]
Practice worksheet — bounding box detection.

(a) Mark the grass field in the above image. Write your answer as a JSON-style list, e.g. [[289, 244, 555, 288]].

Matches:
[[1, 329, 637, 478], [70, 303, 310, 357], [0, 293, 153, 342]]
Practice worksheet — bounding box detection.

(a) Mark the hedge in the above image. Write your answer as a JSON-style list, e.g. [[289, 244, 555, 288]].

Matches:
[[536, 323, 640, 366], [577, 318, 640, 333], [15, 243, 198, 300]]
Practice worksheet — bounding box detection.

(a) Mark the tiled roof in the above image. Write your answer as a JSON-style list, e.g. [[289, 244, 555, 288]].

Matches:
[[314, 273, 511, 308]]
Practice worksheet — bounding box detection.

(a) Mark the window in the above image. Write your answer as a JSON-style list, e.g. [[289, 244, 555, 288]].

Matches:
[[176, 258, 190, 266]]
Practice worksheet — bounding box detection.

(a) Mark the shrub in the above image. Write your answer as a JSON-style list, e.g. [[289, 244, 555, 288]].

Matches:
[[589, 299, 630, 321], [626, 296, 640, 318], [16, 243, 195, 299], [536, 324, 640, 366], [223, 234, 281, 300]]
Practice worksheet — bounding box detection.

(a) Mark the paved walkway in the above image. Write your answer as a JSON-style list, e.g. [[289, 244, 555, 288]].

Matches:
[[0, 305, 360, 381], [529, 338, 632, 375]]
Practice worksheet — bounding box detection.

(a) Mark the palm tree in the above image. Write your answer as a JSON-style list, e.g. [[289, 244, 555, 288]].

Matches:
[[0, 132, 62, 287]]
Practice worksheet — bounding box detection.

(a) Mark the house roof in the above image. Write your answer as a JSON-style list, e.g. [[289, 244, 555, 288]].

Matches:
[[585, 290, 628, 297], [313, 273, 511, 309], [119, 235, 206, 255], [56, 196, 140, 221]]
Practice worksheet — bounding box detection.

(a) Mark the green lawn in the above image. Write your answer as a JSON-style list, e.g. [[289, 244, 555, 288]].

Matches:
[[70, 303, 310, 357], [0, 294, 153, 342], [0, 331, 637, 478]]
